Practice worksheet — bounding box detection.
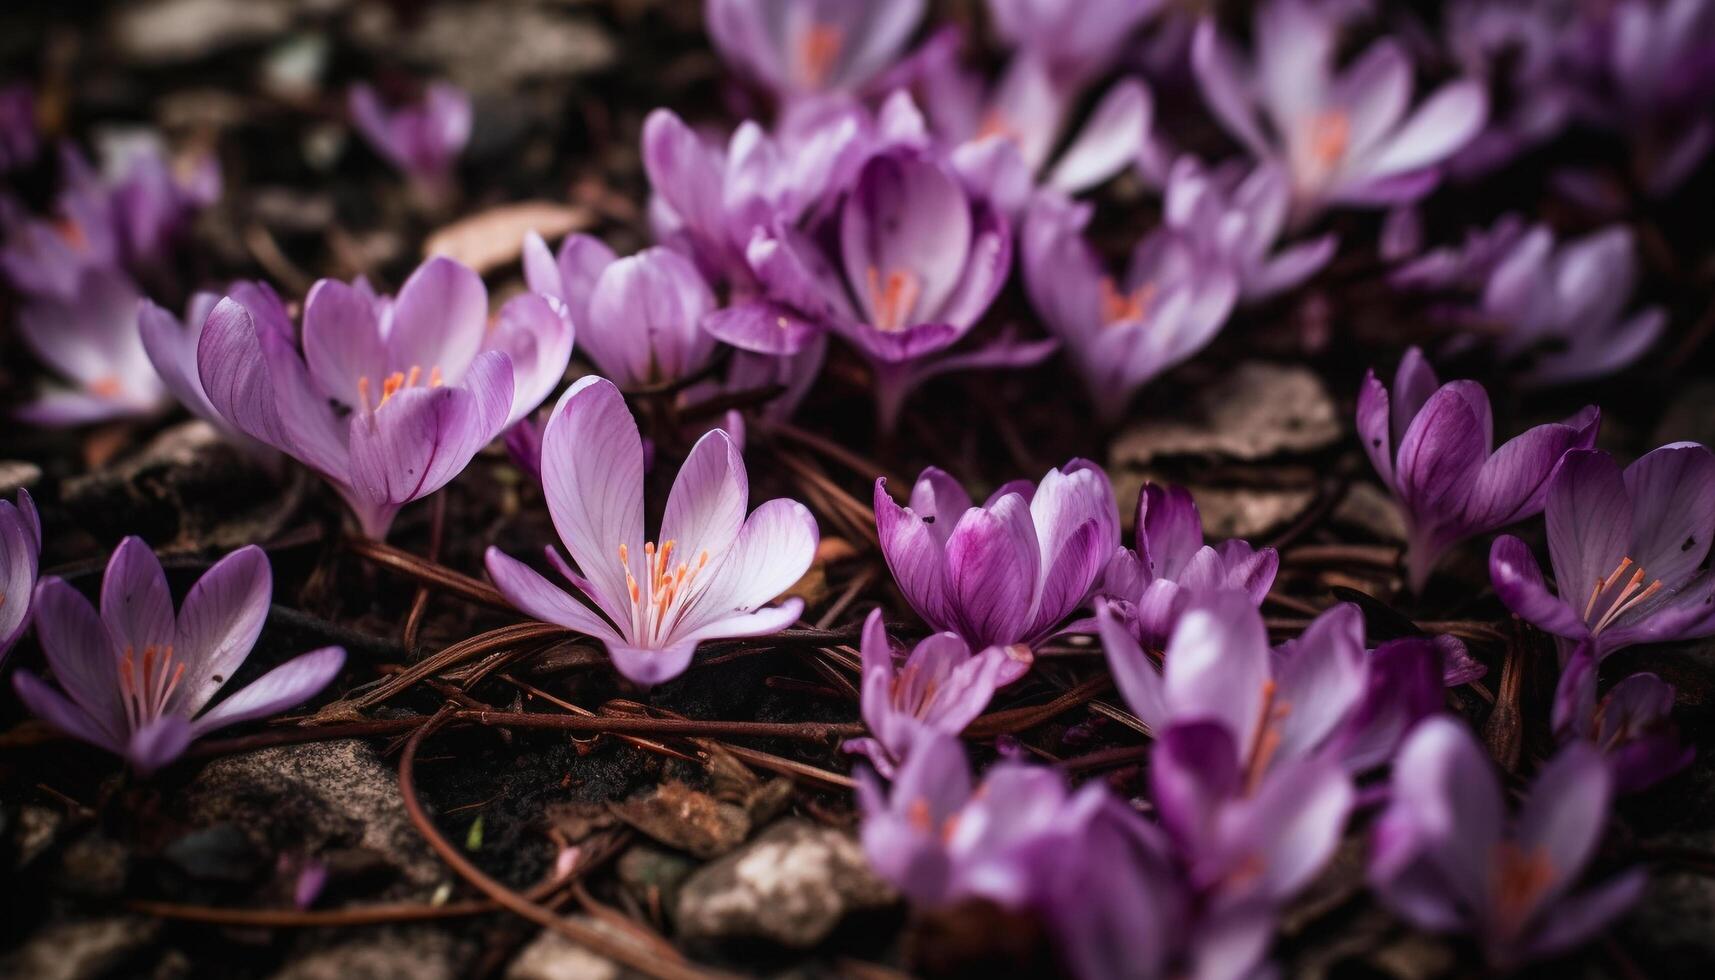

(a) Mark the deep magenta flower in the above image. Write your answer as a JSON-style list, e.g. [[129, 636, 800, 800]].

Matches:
[[1370, 717, 1645, 969], [485, 376, 818, 686], [874, 460, 1118, 669], [1553, 647, 1692, 795], [704, 0, 925, 105], [0, 490, 41, 663], [0, 82, 38, 172], [716, 145, 1034, 430], [11, 538, 344, 774], [522, 231, 716, 389], [12, 266, 166, 426], [348, 82, 471, 189], [197, 257, 571, 538], [1097, 482, 1278, 650], [1490, 444, 1715, 659], [1358, 347, 1599, 592], [1192, 0, 1487, 221], [843, 608, 1012, 776], [1022, 186, 1237, 425]]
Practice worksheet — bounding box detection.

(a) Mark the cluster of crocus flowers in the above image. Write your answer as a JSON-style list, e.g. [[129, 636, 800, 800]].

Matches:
[[485, 376, 818, 686], [522, 231, 717, 390], [11, 539, 345, 774], [10, 267, 167, 425], [1489, 443, 1715, 659], [0, 490, 41, 663], [1096, 482, 1278, 651], [843, 608, 1011, 776], [1192, 0, 1488, 223], [1358, 347, 1599, 592], [1370, 717, 1645, 970], [348, 81, 472, 194], [1553, 645, 1693, 795], [196, 256, 572, 538], [873, 460, 1118, 673]]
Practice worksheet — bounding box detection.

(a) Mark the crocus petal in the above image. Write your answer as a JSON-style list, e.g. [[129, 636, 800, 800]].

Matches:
[[1221, 759, 1354, 901], [584, 246, 716, 387], [679, 498, 818, 634], [702, 301, 823, 357], [1463, 408, 1600, 531], [1490, 536, 1589, 640], [257, 326, 353, 479], [126, 715, 195, 774], [197, 298, 288, 449], [1384, 716, 1501, 915], [1191, 20, 1269, 157], [841, 150, 972, 328], [171, 545, 273, 717], [12, 671, 121, 756], [1519, 870, 1647, 962], [302, 279, 387, 409], [659, 429, 749, 565], [1047, 79, 1153, 195], [944, 494, 1040, 647], [1099, 600, 1167, 733], [1152, 720, 1241, 852], [1517, 741, 1611, 913], [875, 478, 953, 628], [100, 537, 175, 657], [486, 292, 574, 426], [1545, 450, 1632, 625], [189, 646, 346, 737], [386, 256, 488, 384], [908, 467, 973, 547], [1623, 443, 1715, 590], [1394, 381, 1489, 519], [541, 377, 646, 627], [1270, 602, 1367, 765], [484, 548, 619, 643], [642, 110, 727, 251], [1163, 592, 1270, 752], [1357, 80, 1488, 180]]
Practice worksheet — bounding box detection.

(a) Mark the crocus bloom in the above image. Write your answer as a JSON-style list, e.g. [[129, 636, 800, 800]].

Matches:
[[485, 377, 818, 685], [197, 257, 573, 538], [1158, 156, 1338, 304], [1490, 444, 1715, 659], [1370, 716, 1646, 969], [1442, 0, 1576, 179], [984, 0, 1163, 87], [522, 232, 715, 389], [0, 83, 37, 172], [874, 460, 1118, 670], [1192, 0, 1488, 222], [348, 82, 471, 189], [0, 490, 41, 663], [13, 266, 167, 425], [1097, 482, 1277, 651], [1389, 212, 1528, 291], [704, 0, 925, 105], [1021, 188, 1237, 425], [714, 146, 1030, 431], [1553, 646, 1692, 795], [1358, 347, 1599, 592], [843, 608, 1012, 776], [11, 538, 345, 774]]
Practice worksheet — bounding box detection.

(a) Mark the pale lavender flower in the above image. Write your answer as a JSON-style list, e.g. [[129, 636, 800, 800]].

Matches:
[[1097, 482, 1278, 651], [1159, 156, 1338, 304], [1021, 187, 1237, 425], [1490, 443, 1715, 659], [874, 460, 1119, 672], [0, 83, 38, 172], [13, 266, 167, 426], [1358, 347, 1599, 592], [522, 232, 715, 389], [348, 82, 471, 190], [1553, 646, 1692, 795], [485, 376, 818, 686], [1442, 0, 1577, 179], [704, 0, 926, 105], [196, 257, 573, 538], [843, 608, 1012, 776], [11, 538, 345, 774], [1389, 212, 1529, 290], [1370, 716, 1646, 969], [984, 0, 1164, 87], [0, 490, 41, 663], [1192, 0, 1488, 222]]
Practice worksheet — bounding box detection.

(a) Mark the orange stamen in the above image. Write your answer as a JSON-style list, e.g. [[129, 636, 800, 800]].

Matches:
[[1491, 841, 1556, 940], [864, 266, 922, 332], [86, 376, 123, 398], [1099, 278, 1156, 326], [797, 22, 844, 89], [1307, 110, 1350, 168]]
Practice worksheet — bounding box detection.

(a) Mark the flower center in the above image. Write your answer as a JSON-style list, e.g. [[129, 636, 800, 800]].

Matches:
[[116, 643, 185, 731], [975, 110, 1018, 144], [54, 216, 89, 252], [1581, 556, 1665, 635], [1244, 678, 1293, 791], [795, 22, 844, 89], [1304, 110, 1350, 170], [617, 539, 710, 646], [1099, 277, 1156, 327], [1490, 840, 1556, 941], [356, 364, 444, 413], [865, 267, 922, 333], [86, 376, 123, 398], [890, 663, 942, 719]]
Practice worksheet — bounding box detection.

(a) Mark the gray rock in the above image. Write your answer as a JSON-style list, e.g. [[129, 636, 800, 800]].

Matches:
[[112, 0, 293, 63], [1112, 361, 1340, 465], [505, 918, 643, 980], [0, 916, 159, 980], [616, 845, 697, 913], [179, 739, 442, 888], [57, 832, 130, 898], [271, 928, 466, 980], [675, 818, 895, 948]]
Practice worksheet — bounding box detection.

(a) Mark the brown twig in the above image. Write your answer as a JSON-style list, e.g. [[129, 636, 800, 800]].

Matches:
[[964, 675, 1112, 737], [402, 493, 449, 651], [344, 534, 511, 610]]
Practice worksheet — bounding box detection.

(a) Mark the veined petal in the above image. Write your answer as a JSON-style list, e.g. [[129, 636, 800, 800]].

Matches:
[[13, 671, 122, 756], [1490, 536, 1588, 640], [876, 479, 954, 628], [485, 547, 621, 642], [171, 545, 272, 717], [944, 493, 1040, 647], [676, 498, 818, 637], [486, 292, 574, 426], [1099, 600, 1167, 733], [540, 377, 646, 627], [1545, 450, 1631, 627], [386, 256, 488, 383], [31, 577, 125, 743], [100, 537, 175, 657], [302, 278, 387, 410], [188, 646, 345, 738], [659, 428, 749, 565]]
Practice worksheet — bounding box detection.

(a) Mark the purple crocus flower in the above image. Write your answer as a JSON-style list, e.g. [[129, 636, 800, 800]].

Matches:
[[1490, 443, 1715, 659], [348, 82, 471, 191], [13, 266, 167, 425], [0, 490, 41, 663], [1021, 187, 1237, 425], [485, 376, 818, 685], [1442, 0, 1577, 179], [1553, 646, 1692, 795], [1370, 716, 1646, 969], [985, 0, 1164, 87], [842, 608, 1012, 776], [1192, 0, 1488, 222], [1158, 156, 1338, 304], [1389, 212, 1529, 291], [1358, 346, 1599, 592], [874, 460, 1118, 673], [1097, 482, 1278, 651], [714, 145, 1035, 431], [522, 232, 716, 389], [704, 0, 926, 105], [11, 538, 345, 774], [197, 257, 572, 538], [0, 83, 38, 172]]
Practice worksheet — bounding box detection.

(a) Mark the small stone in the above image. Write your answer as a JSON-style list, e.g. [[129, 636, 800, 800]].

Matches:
[[1112, 362, 1340, 465], [112, 0, 292, 63], [271, 928, 467, 980], [13, 803, 64, 868], [162, 823, 264, 883], [0, 460, 42, 496], [505, 918, 643, 980], [675, 818, 895, 948], [0, 916, 159, 980], [58, 832, 130, 898], [608, 782, 750, 859]]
